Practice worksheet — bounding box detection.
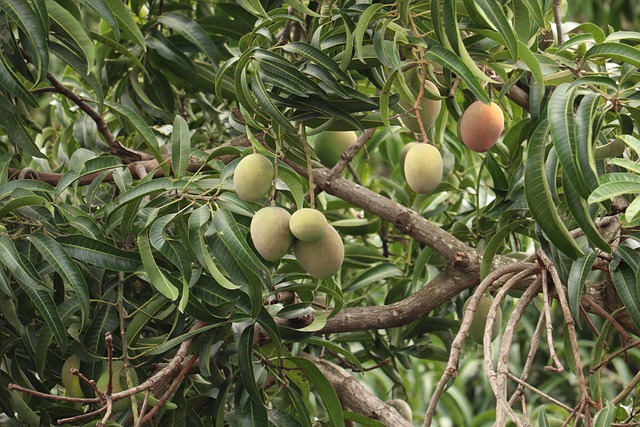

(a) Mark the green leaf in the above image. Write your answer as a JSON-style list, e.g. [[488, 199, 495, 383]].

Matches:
[[0, 190, 47, 219], [588, 181, 640, 204], [171, 115, 191, 179], [104, 0, 145, 48], [567, 251, 597, 329], [58, 235, 142, 272], [344, 264, 403, 291], [424, 46, 490, 104], [343, 412, 386, 427], [585, 42, 640, 68], [0, 236, 66, 349], [475, 0, 518, 61], [78, 0, 119, 40], [281, 42, 352, 85], [574, 93, 602, 193], [524, 119, 583, 259], [276, 164, 304, 210], [353, 4, 387, 62], [517, 41, 544, 104], [288, 357, 344, 427], [0, 0, 49, 82], [610, 251, 640, 333], [137, 230, 179, 301], [157, 13, 219, 64], [306, 337, 363, 371], [548, 83, 590, 199], [0, 55, 38, 108], [124, 294, 169, 346], [46, 0, 95, 70], [252, 73, 297, 134], [213, 208, 268, 285], [593, 401, 615, 427], [480, 219, 529, 279], [145, 324, 219, 356], [237, 324, 264, 404], [28, 232, 91, 330]]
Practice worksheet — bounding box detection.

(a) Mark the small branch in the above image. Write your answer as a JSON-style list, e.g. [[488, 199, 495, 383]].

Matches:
[[541, 273, 564, 372], [581, 296, 631, 345], [507, 372, 575, 413], [423, 263, 539, 427], [508, 310, 546, 405], [552, 0, 564, 45], [591, 339, 640, 374], [330, 127, 376, 176]]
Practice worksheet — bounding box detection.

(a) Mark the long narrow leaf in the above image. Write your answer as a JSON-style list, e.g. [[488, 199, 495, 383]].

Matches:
[[567, 251, 597, 329]]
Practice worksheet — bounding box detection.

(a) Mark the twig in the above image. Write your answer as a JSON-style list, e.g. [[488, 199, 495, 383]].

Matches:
[[487, 273, 542, 427], [552, 0, 564, 45], [581, 296, 631, 346], [538, 251, 594, 412], [613, 369, 640, 405], [541, 272, 564, 372], [508, 307, 546, 405], [507, 372, 574, 413], [56, 406, 107, 425], [591, 339, 640, 374], [422, 262, 538, 427]]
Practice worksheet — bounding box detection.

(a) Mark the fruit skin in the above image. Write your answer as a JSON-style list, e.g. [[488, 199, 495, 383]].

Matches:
[[294, 225, 344, 279], [250, 207, 294, 261], [96, 361, 131, 412], [289, 208, 327, 243], [313, 131, 357, 167], [61, 355, 84, 398], [459, 101, 504, 152], [397, 69, 441, 133], [463, 294, 503, 344], [399, 142, 418, 176], [233, 153, 274, 202], [403, 144, 443, 194]]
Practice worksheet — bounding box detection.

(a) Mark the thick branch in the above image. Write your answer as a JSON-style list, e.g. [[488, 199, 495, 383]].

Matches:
[[303, 353, 412, 427]]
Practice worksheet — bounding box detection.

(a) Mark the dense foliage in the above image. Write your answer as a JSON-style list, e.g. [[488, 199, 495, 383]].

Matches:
[[1, 0, 640, 426]]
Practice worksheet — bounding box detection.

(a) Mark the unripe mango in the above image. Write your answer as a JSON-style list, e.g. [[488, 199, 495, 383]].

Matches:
[[96, 361, 131, 412], [61, 355, 84, 398], [250, 207, 294, 261], [463, 294, 502, 344], [313, 131, 357, 167], [233, 153, 274, 202], [459, 101, 504, 152], [399, 142, 418, 176], [289, 208, 328, 243], [403, 144, 443, 194], [294, 225, 344, 279], [397, 69, 441, 133]]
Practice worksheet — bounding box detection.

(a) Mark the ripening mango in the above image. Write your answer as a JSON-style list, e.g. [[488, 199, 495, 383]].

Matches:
[[233, 153, 274, 202], [463, 294, 502, 344], [61, 355, 84, 398], [313, 131, 357, 167], [403, 143, 443, 194], [459, 101, 504, 152], [250, 207, 294, 261], [397, 68, 442, 133], [294, 225, 344, 279], [289, 208, 328, 243]]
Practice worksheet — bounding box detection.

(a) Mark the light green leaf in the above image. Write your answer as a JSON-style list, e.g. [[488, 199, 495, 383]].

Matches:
[[593, 401, 615, 427], [78, 0, 119, 39], [585, 42, 640, 68], [344, 264, 403, 291], [353, 4, 387, 62], [475, 0, 518, 61], [0, 55, 38, 108], [588, 181, 640, 204], [137, 230, 179, 301], [104, 0, 145, 48]]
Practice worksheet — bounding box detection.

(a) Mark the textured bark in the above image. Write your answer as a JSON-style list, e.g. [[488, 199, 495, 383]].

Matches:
[[303, 353, 413, 427]]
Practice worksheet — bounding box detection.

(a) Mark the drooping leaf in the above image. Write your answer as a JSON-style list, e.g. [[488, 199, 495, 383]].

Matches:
[[567, 251, 597, 329]]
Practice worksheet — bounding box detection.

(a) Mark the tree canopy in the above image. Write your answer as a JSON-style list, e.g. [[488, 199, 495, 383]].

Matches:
[[0, 0, 640, 426]]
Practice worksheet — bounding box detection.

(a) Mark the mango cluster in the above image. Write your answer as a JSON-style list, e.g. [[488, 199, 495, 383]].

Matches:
[[250, 207, 344, 279]]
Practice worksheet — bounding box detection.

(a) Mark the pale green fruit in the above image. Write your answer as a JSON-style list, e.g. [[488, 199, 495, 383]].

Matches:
[[294, 225, 344, 279], [399, 142, 418, 176], [386, 399, 413, 422], [96, 361, 135, 412], [61, 355, 84, 398], [233, 153, 274, 202], [463, 294, 503, 344], [459, 101, 504, 152], [251, 207, 294, 261], [313, 131, 357, 167], [397, 69, 441, 133], [289, 209, 328, 243], [403, 144, 443, 194]]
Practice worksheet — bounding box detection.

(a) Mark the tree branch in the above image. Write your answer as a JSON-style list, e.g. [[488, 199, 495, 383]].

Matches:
[[302, 353, 413, 427]]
